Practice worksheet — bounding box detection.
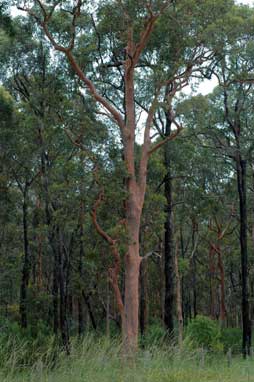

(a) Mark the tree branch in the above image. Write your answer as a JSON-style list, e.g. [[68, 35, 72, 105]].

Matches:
[[91, 172, 124, 316], [18, 2, 126, 133], [148, 118, 183, 155]]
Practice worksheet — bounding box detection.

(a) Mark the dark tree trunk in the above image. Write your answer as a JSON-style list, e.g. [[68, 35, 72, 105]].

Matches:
[[68, 295, 73, 318], [192, 257, 197, 318], [237, 158, 251, 357], [52, 233, 59, 334], [188, 290, 192, 321], [82, 291, 97, 330], [106, 280, 110, 337], [191, 220, 198, 318], [175, 238, 183, 347], [180, 228, 187, 326], [217, 245, 226, 324], [20, 186, 30, 329], [38, 124, 60, 334], [78, 298, 84, 336], [58, 230, 70, 353], [209, 245, 216, 319], [78, 201, 85, 336], [164, 113, 174, 333]]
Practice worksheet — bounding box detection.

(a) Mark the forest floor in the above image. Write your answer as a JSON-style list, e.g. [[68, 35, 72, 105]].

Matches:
[[0, 337, 254, 382]]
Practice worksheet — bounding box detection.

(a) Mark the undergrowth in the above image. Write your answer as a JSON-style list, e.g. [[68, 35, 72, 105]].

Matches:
[[0, 334, 253, 382]]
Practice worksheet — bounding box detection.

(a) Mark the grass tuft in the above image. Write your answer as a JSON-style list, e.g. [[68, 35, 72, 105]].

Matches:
[[0, 334, 254, 382]]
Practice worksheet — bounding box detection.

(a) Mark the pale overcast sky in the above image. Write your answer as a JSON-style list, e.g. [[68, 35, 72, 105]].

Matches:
[[10, 0, 254, 18], [238, 0, 253, 4], [193, 0, 254, 95]]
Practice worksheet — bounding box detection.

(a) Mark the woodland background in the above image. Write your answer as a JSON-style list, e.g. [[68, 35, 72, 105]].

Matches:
[[1, 1, 254, 372]]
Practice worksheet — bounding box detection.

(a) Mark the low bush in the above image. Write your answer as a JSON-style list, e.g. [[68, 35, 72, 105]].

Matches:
[[184, 315, 223, 352], [140, 321, 168, 347], [0, 318, 58, 369], [220, 327, 242, 353]]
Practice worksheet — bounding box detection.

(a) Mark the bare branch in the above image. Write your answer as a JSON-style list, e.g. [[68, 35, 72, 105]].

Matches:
[[47, 1, 62, 21], [90, 13, 104, 66], [142, 251, 161, 261], [190, 234, 199, 259], [91, 191, 116, 245], [91, 185, 124, 316], [36, 0, 47, 19], [68, 0, 82, 51], [148, 118, 183, 155], [132, 14, 158, 66], [138, 91, 160, 191], [63, 127, 98, 163], [132, 0, 173, 66], [17, 5, 41, 23], [18, 2, 126, 132], [66, 51, 126, 131]]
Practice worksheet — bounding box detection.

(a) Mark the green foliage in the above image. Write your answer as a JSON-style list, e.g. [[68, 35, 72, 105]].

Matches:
[[0, 318, 57, 370], [0, 337, 253, 382], [0, 2, 15, 37], [140, 321, 167, 348], [220, 328, 242, 353], [1, 0, 254, 365], [185, 315, 223, 352], [0, 86, 13, 119]]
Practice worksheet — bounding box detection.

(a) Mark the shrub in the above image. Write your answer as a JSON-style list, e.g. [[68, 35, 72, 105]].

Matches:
[[185, 315, 223, 352], [0, 318, 57, 369], [141, 322, 168, 347], [220, 328, 242, 353]]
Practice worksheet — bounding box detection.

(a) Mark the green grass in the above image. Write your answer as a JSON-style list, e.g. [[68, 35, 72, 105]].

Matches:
[[0, 336, 254, 382]]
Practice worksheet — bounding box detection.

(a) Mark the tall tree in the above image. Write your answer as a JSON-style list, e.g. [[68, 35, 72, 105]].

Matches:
[[16, 0, 235, 353]]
